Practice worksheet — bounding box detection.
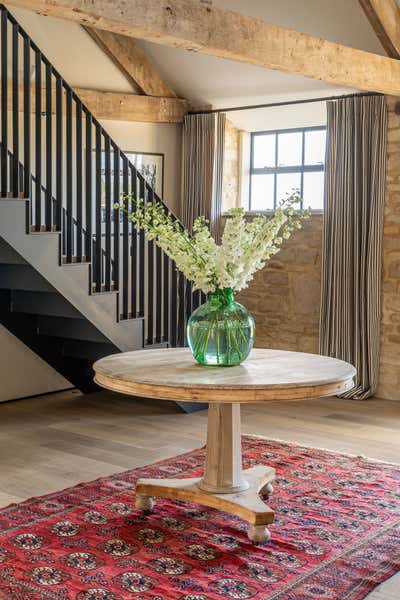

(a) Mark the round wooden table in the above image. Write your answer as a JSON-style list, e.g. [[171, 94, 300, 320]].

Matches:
[[93, 348, 356, 542]]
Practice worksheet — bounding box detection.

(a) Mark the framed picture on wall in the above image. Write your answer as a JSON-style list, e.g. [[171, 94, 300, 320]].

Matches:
[[98, 151, 165, 223], [124, 152, 165, 199]]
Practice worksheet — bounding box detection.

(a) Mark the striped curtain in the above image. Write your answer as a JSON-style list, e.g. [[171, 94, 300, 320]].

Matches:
[[320, 95, 387, 399], [181, 113, 226, 240]]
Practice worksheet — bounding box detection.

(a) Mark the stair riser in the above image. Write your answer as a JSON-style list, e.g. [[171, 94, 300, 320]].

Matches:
[[0, 264, 53, 292], [0, 239, 27, 265], [62, 339, 118, 361], [36, 316, 109, 343], [10, 290, 82, 319], [0, 310, 97, 392]]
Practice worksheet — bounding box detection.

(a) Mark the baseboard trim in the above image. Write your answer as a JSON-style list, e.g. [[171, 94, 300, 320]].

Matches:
[[0, 386, 77, 404]]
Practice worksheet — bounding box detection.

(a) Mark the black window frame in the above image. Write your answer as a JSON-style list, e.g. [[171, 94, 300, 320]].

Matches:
[[249, 125, 326, 211]]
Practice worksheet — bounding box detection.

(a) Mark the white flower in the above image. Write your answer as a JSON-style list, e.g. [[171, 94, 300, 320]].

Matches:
[[117, 190, 310, 294]]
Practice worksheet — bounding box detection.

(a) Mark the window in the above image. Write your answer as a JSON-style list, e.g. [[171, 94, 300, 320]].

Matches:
[[249, 127, 326, 211]]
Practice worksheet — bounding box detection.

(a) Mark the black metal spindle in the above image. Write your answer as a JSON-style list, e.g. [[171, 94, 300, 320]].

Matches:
[[163, 253, 170, 342], [76, 100, 83, 260], [104, 135, 111, 290], [1, 9, 8, 197], [130, 164, 137, 317], [170, 264, 178, 347], [146, 184, 155, 344], [113, 145, 120, 290], [177, 272, 186, 346], [62, 207, 66, 255], [186, 279, 193, 326], [192, 289, 201, 311], [34, 50, 41, 230], [45, 62, 52, 229], [147, 243, 154, 344], [54, 76, 62, 231], [66, 87, 73, 261], [138, 175, 145, 317], [121, 156, 129, 317], [94, 124, 102, 291], [11, 22, 19, 197], [23, 35, 30, 199], [155, 244, 162, 342], [85, 111, 92, 261], [18, 160, 23, 191]]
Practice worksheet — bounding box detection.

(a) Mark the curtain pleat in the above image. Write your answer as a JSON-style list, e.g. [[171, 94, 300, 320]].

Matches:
[[320, 95, 387, 399], [181, 113, 226, 239]]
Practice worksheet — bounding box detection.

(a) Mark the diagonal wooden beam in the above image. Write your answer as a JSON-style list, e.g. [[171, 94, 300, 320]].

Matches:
[[359, 0, 400, 59], [83, 27, 177, 97], [6, 0, 400, 96], [8, 82, 189, 123]]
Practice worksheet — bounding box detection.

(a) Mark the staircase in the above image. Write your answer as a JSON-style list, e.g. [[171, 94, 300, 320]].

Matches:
[[0, 5, 203, 404]]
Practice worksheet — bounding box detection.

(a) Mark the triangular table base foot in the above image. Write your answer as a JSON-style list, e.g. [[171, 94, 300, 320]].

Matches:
[[136, 464, 275, 543]]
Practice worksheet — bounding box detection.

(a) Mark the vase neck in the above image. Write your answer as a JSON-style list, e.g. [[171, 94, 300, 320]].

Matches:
[[208, 288, 235, 307]]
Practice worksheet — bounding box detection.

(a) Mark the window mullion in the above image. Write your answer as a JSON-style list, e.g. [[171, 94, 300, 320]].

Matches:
[[274, 133, 278, 209], [249, 133, 254, 210], [300, 130, 305, 209]]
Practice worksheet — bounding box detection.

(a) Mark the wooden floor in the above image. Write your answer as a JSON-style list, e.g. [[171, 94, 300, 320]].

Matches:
[[0, 389, 399, 599]]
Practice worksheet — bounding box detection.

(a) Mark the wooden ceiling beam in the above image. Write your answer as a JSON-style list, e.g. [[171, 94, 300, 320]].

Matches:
[[83, 27, 177, 97], [9, 83, 189, 123], [359, 0, 400, 59], [6, 0, 400, 96], [75, 87, 187, 122]]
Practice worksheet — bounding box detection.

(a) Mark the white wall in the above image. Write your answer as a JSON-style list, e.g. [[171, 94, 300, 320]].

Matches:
[[101, 120, 183, 214], [6, 5, 137, 94], [0, 325, 70, 402], [231, 98, 327, 132]]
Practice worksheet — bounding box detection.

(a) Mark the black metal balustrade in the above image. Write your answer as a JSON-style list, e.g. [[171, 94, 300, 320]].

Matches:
[[0, 4, 204, 347]]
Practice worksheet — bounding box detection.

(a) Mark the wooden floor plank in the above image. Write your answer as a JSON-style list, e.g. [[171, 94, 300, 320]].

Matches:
[[0, 389, 399, 598]]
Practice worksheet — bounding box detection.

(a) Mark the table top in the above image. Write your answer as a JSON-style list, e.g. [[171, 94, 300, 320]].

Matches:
[[93, 348, 356, 404]]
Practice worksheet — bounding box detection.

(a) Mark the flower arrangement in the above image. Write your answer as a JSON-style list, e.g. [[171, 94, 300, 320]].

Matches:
[[117, 190, 310, 295], [118, 190, 310, 366]]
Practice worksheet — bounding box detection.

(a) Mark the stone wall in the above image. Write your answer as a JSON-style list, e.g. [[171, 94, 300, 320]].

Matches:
[[222, 119, 240, 210], [377, 97, 400, 400], [237, 215, 323, 354]]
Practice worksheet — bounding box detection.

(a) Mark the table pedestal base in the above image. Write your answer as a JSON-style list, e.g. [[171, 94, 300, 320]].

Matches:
[[136, 464, 275, 542], [135, 401, 275, 543]]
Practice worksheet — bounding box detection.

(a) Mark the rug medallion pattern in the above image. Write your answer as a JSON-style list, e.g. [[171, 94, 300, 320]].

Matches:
[[0, 437, 399, 599]]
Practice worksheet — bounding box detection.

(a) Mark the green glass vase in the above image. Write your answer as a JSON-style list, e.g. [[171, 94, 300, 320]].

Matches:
[[187, 288, 255, 366]]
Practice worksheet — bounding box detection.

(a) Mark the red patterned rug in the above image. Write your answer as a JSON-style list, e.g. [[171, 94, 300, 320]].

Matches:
[[0, 437, 399, 600]]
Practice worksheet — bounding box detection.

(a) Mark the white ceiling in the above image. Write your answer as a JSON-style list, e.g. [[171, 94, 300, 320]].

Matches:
[[7, 0, 386, 130], [137, 0, 384, 108]]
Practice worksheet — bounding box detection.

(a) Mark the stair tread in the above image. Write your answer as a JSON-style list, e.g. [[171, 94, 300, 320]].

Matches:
[[30, 225, 60, 233], [92, 287, 118, 295], [61, 256, 90, 265]]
